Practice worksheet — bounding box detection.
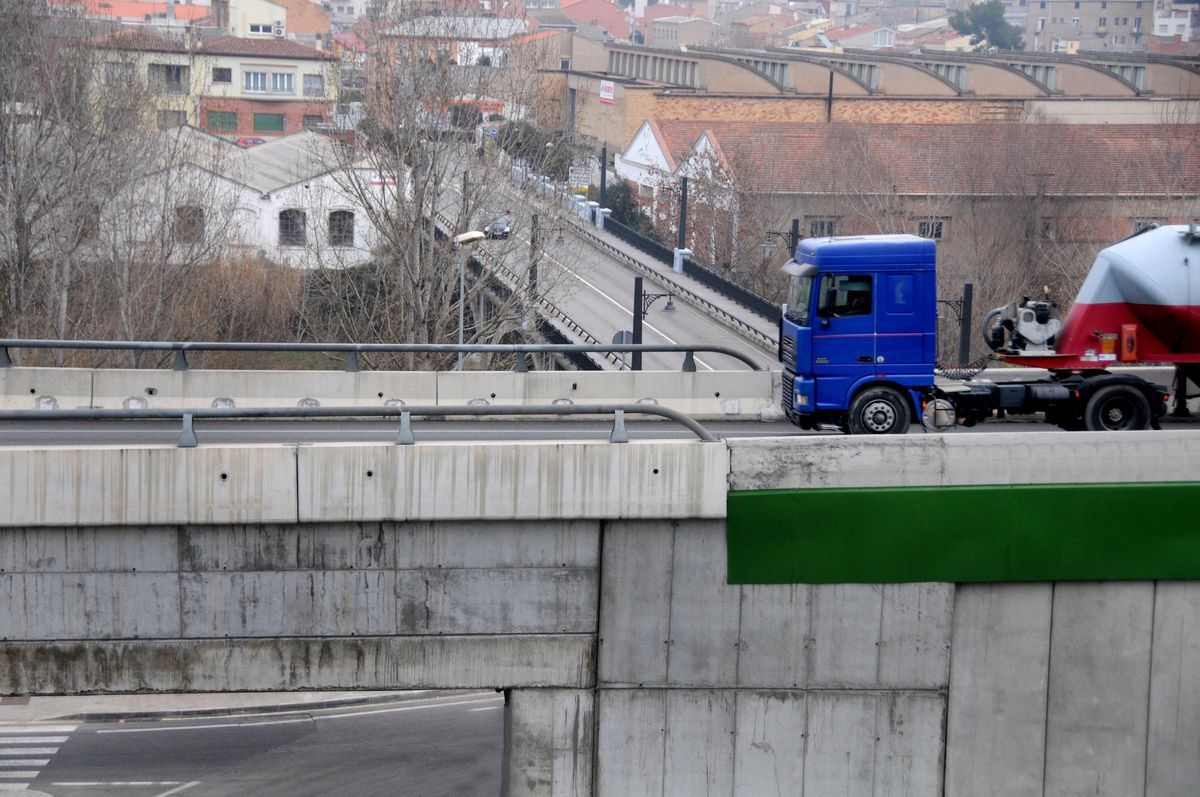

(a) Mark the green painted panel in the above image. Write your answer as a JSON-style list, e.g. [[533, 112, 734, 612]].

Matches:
[[727, 482, 1200, 584]]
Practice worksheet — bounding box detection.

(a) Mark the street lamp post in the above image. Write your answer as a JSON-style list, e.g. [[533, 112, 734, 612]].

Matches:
[[631, 276, 676, 371], [454, 230, 485, 370], [762, 218, 802, 258]]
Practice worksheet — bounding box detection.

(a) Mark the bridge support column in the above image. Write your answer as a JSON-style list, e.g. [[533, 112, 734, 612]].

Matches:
[[502, 688, 595, 797]]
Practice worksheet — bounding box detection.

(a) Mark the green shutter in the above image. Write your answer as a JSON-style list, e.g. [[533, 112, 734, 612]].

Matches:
[[207, 110, 236, 131], [253, 113, 285, 132]]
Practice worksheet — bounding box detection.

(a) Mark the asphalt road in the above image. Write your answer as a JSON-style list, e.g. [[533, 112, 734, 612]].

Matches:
[[442, 163, 779, 372], [0, 418, 1071, 447], [4, 692, 505, 797]]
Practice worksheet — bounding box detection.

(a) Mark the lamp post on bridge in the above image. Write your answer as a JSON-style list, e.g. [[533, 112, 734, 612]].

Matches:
[[454, 230, 486, 370], [631, 276, 676, 371]]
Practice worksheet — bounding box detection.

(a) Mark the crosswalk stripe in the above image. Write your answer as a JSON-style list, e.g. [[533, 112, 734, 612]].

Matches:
[[0, 738, 67, 745], [0, 773, 37, 780], [0, 726, 75, 734], [0, 784, 30, 791], [0, 749, 57, 756], [0, 762, 48, 768]]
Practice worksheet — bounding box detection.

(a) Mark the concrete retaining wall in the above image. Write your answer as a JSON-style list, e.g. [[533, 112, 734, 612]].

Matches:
[[0, 367, 780, 420], [2, 434, 1199, 796]]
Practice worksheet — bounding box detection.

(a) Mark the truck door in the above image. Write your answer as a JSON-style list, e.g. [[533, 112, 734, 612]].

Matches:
[[874, 273, 925, 373], [812, 273, 875, 409]]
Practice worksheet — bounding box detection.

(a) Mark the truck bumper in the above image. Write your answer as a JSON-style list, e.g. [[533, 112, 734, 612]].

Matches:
[[782, 369, 815, 415]]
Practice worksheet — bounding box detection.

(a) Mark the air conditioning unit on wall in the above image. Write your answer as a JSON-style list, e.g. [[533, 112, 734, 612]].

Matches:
[[273, 20, 285, 37]]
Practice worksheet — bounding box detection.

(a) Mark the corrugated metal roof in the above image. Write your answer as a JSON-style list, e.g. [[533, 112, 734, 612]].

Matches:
[[383, 16, 528, 40]]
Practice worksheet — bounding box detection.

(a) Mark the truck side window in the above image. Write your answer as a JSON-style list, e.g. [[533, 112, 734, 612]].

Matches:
[[818, 274, 872, 318]]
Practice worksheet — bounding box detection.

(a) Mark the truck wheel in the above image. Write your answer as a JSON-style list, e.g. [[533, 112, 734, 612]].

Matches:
[[1083, 385, 1151, 431], [848, 387, 910, 435]]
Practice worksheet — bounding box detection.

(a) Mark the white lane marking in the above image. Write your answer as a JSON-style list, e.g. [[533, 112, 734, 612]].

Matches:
[[315, 696, 503, 721], [0, 784, 30, 791], [468, 706, 503, 712], [0, 726, 76, 734], [0, 738, 67, 745], [0, 749, 56, 756], [53, 783, 184, 787], [0, 773, 37, 779], [0, 761, 48, 768], [97, 716, 312, 734], [154, 782, 201, 797]]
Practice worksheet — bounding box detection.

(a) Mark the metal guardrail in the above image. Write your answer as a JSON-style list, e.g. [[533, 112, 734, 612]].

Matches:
[[0, 404, 719, 446], [0, 339, 763, 372]]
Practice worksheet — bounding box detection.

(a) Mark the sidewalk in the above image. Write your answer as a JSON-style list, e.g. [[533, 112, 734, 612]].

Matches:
[[0, 690, 429, 724]]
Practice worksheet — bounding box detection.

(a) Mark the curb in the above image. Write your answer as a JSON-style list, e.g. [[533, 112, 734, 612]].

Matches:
[[52, 689, 489, 723]]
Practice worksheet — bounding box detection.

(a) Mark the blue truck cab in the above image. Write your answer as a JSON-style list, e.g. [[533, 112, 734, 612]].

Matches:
[[779, 235, 937, 434]]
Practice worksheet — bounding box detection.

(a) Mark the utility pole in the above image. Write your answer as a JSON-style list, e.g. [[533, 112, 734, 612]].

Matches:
[[677, 177, 688, 251], [632, 277, 644, 371], [790, 217, 800, 253], [599, 145, 607, 209], [459, 170, 469, 233], [529, 213, 540, 297]]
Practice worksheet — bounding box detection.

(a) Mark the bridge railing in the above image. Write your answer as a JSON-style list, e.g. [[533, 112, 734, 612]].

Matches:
[[0, 339, 763, 373], [0, 403, 719, 446]]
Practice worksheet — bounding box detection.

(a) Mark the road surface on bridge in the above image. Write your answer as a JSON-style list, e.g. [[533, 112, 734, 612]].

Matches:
[[5, 692, 503, 797]]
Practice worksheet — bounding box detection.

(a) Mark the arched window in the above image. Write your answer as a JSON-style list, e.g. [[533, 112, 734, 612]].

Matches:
[[279, 209, 306, 246], [328, 210, 354, 247], [175, 206, 205, 243]]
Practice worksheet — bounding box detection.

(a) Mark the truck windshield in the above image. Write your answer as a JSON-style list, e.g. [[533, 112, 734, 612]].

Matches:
[[785, 275, 812, 326]]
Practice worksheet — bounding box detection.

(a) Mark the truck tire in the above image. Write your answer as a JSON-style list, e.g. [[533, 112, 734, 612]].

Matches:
[[847, 387, 910, 435], [1083, 384, 1151, 431]]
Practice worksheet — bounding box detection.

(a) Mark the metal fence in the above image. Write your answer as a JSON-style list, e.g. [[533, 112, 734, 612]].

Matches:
[[0, 339, 763, 373], [603, 220, 781, 324], [0, 404, 718, 447]]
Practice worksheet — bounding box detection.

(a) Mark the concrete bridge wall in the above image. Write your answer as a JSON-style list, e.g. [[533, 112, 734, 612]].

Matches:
[[2, 433, 1199, 796]]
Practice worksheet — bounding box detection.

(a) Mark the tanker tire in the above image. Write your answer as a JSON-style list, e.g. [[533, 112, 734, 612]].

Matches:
[[848, 387, 910, 435], [1083, 384, 1151, 432]]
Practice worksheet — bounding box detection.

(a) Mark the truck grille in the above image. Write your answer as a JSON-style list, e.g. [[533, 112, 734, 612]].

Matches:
[[780, 333, 796, 365], [782, 369, 795, 413]]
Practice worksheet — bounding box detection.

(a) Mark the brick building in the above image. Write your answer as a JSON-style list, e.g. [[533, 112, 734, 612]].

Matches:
[[613, 119, 1200, 308]]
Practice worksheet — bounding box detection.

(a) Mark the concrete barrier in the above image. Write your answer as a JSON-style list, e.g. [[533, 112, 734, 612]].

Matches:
[[1, 367, 779, 420]]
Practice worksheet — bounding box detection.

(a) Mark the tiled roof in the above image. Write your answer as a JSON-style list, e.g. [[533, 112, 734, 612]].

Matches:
[[56, 0, 211, 21], [650, 121, 1200, 196], [824, 23, 883, 40], [93, 28, 187, 53], [559, 0, 629, 38], [198, 36, 336, 60]]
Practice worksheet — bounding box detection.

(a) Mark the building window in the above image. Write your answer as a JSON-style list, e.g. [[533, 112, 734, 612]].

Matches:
[[329, 211, 355, 247], [79, 203, 101, 243], [150, 64, 187, 95], [302, 114, 325, 130], [1040, 217, 1056, 240], [254, 113, 285, 132], [175, 206, 205, 244], [244, 71, 267, 92], [918, 218, 949, 240], [303, 74, 324, 96], [207, 110, 237, 130], [1099, 16, 1107, 26], [807, 216, 840, 237], [104, 61, 135, 84], [156, 109, 185, 130], [272, 73, 294, 94], [279, 209, 307, 246], [249, 23, 271, 34], [212, 67, 232, 83]]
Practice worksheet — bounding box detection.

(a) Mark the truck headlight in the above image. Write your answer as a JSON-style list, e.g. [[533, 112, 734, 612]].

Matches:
[[796, 393, 808, 407]]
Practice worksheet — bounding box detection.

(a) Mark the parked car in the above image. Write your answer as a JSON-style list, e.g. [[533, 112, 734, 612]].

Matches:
[[484, 217, 511, 239], [235, 137, 267, 148]]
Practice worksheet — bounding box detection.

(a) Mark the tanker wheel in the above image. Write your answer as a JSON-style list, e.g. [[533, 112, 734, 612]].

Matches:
[[847, 387, 910, 435], [1083, 385, 1151, 432]]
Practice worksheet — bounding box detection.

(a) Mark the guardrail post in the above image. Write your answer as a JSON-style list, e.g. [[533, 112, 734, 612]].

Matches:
[[172, 349, 189, 372], [179, 412, 198, 448], [609, 409, 629, 443], [513, 352, 529, 373], [0, 346, 10, 368], [396, 411, 416, 445], [345, 351, 360, 373], [681, 351, 697, 373]]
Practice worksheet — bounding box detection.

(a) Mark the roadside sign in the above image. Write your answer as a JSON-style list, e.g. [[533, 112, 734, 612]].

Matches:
[[613, 330, 633, 369], [599, 80, 615, 105]]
